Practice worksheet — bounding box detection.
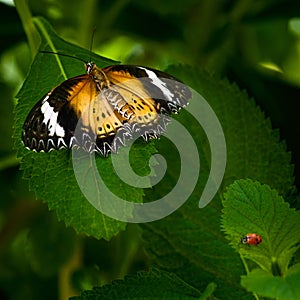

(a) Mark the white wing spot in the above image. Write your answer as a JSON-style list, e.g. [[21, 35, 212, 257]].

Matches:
[[42, 94, 50, 104], [138, 67, 174, 102], [41, 100, 65, 137]]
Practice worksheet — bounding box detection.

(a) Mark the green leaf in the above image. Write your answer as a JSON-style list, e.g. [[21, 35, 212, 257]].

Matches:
[[168, 67, 294, 195], [222, 179, 300, 275], [13, 17, 156, 239], [70, 269, 204, 300], [142, 67, 294, 299], [241, 269, 300, 300]]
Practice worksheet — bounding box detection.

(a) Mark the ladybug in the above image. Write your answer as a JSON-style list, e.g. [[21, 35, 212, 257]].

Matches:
[[240, 233, 262, 245]]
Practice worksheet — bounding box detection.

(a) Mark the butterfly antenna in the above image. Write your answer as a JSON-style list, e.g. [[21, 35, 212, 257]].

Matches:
[[39, 50, 87, 64], [89, 26, 96, 63]]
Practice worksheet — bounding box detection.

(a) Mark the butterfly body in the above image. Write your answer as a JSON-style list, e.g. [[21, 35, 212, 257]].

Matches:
[[22, 61, 191, 156]]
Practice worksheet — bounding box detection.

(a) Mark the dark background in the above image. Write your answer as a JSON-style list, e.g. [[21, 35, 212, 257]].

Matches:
[[0, 0, 300, 299]]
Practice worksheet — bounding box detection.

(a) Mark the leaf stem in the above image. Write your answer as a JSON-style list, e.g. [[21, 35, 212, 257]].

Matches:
[[240, 253, 260, 300], [97, 0, 131, 40], [58, 238, 83, 300], [76, 0, 98, 48], [14, 0, 40, 59], [115, 224, 143, 278], [240, 253, 250, 274]]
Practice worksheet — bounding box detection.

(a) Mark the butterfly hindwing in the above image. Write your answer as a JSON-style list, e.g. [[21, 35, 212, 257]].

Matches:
[[103, 65, 191, 140], [104, 65, 190, 112]]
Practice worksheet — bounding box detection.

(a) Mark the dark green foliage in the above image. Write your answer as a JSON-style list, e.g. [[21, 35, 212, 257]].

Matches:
[[141, 65, 294, 299], [70, 269, 204, 300]]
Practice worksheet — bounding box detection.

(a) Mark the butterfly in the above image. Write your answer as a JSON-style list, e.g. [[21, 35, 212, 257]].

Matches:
[[22, 54, 191, 157]]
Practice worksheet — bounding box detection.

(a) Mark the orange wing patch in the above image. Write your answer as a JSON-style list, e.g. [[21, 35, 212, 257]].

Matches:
[[67, 77, 125, 138], [104, 68, 162, 127]]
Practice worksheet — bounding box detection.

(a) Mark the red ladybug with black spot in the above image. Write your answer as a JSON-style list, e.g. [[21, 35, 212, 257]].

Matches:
[[240, 233, 262, 245]]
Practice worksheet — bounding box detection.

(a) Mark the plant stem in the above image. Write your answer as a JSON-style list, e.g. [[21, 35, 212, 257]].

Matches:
[[58, 238, 83, 300], [76, 0, 98, 49], [240, 253, 260, 300], [117, 224, 142, 278], [14, 0, 40, 59], [97, 0, 131, 40]]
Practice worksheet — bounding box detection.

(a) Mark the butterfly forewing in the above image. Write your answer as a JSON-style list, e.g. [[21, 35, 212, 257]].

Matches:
[[22, 75, 88, 152], [22, 62, 191, 156]]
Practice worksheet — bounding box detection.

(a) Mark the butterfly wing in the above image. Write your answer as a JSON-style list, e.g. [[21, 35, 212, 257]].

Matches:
[[102, 65, 191, 139], [103, 65, 190, 111], [22, 75, 91, 152], [22, 63, 191, 156], [22, 72, 132, 156]]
